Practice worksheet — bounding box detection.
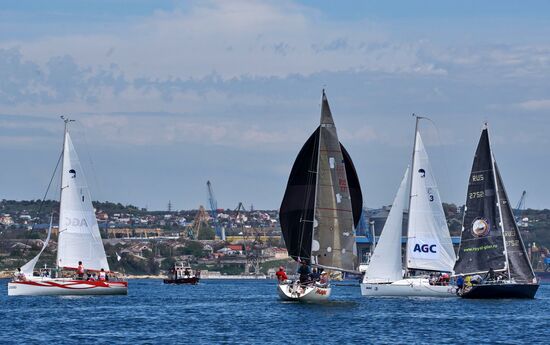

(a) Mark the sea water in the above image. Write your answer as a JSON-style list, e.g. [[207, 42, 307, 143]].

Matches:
[[1, 279, 548, 344]]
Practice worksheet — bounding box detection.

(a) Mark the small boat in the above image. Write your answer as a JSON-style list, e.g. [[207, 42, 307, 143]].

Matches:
[[8, 117, 128, 296], [361, 116, 457, 297], [453, 124, 539, 299], [278, 90, 363, 301], [163, 262, 200, 285]]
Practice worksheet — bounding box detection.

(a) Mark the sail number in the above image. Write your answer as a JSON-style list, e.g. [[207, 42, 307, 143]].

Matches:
[[472, 174, 484, 182], [469, 191, 484, 199]]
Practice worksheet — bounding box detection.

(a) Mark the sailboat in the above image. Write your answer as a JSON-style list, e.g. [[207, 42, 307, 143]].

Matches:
[[278, 90, 363, 301], [8, 117, 128, 296], [361, 116, 457, 297], [453, 124, 539, 299]]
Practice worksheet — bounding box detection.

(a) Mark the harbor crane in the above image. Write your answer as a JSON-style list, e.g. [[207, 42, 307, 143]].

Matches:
[[514, 190, 527, 225], [207, 180, 225, 240], [513, 191, 529, 227], [235, 202, 263, 275], [186, 205, 209, 240]]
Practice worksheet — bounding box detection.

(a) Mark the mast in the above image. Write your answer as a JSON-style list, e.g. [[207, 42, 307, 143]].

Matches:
[[310, 90, 324, 265], [57, 116, 74, 269], [405, 115, 420, 273], [487, 123, 512, 280]]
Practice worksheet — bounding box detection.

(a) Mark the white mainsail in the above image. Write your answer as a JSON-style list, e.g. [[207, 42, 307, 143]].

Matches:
[[56, 130, 109, 271], [363, 167, 409, 283], [21, 215, 53, 276], [406, 132, 455, 272]]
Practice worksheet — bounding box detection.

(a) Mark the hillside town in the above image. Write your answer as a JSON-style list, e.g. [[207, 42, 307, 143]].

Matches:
[[1, 199, 549, 277]]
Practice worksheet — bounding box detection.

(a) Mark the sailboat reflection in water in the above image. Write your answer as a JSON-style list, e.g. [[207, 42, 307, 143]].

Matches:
[[278, 90, 363, 301]]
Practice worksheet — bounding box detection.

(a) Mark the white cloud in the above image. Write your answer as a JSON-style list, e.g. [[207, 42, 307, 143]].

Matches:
[[1, 0, 446, 81], [517, 99, 550, 111]]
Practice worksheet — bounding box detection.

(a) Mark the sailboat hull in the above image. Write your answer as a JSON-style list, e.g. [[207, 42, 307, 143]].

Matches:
[[8, 278, 128, 296], [360, 278, 457, 298], [460, 283, 539, 299], [277, 282, 331, 302]]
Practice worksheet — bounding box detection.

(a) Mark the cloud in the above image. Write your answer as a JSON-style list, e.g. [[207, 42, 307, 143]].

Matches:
[[517, 99, 550, 111], [1, 0, 450, 82]]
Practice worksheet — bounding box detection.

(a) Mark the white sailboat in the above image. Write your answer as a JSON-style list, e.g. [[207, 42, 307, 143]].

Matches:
[[8, 117, 127, 296], [361, 116, 457, 297]]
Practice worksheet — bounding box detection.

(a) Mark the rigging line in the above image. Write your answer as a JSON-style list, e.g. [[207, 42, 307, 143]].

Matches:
[[417, 115, 453, 207], [76, 121, 104, 203], [21, 149, 63, 260]]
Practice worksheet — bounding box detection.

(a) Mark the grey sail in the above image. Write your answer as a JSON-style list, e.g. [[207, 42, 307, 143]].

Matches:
[[312, 91, 357, 272], [494, 163, 536, 283]]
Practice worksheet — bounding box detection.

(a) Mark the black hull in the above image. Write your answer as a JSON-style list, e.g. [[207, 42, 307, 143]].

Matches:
[[460, 283, 539, 299], [163, 277, 200, 285]]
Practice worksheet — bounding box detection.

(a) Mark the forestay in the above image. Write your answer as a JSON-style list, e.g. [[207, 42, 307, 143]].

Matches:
[[406, 132, 455, 272], [57, 131, 109, 271], [363, 167, 409, 283]]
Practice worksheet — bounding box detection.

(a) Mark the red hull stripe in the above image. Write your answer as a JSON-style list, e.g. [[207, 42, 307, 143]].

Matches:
[[13, 280, 127, 289]]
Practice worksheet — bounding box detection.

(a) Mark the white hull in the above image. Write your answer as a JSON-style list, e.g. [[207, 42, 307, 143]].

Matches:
[[277, 282, 331, 302], [360, 278, 457, 297], [8, 278, 128, 296]]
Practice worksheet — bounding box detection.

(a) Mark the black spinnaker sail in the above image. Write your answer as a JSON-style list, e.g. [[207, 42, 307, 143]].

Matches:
[[280, 92, 363, 268], [279, 128, 320, 263], [454, 128, 506, 275]]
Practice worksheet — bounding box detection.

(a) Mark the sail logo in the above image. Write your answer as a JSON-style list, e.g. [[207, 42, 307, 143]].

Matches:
[[471, 218, 490, 237], [413, 244, 437, 253], [64, 217, 88, 227]]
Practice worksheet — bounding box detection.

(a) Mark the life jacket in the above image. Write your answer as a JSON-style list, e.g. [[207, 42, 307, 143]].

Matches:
[[77, 265, 84, 274], [99, 271, 106, 281]]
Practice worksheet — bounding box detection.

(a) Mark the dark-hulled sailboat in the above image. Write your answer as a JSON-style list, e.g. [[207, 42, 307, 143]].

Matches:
[[453, 124, 539, 299], [278, 90, 363, 301]]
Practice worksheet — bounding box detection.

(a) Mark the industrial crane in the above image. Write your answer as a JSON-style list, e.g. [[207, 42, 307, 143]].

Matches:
[[514, 190, 527, 224], [207, 180, 225, 240], [235, 202, 262, 275], [186, 205, 209, 240]]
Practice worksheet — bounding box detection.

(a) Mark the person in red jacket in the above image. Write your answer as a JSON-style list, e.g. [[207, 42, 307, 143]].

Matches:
[[275, 266, 288, 283]]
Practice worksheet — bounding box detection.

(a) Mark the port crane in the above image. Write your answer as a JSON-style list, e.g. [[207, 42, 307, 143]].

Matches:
[[514, 190, 527, 222], [207, 181, 225, 240], [235, 202, 263, 275], [186, 205, 209, 240]]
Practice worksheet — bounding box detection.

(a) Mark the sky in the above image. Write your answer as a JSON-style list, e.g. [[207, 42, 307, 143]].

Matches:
[[1, 0, 550, 211]]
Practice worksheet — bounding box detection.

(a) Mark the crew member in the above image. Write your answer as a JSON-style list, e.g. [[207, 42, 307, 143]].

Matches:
[[76, 261, 85, 280], [297, 261, 311, 284], [15, 267, 26, 281], [456, 275, 464, 294], [98, 268, 107, 281], [485, 267, 496, 282], [275, 266, 288, 282], [310, 268, 320, 281], [319, 272, 329, 286]]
